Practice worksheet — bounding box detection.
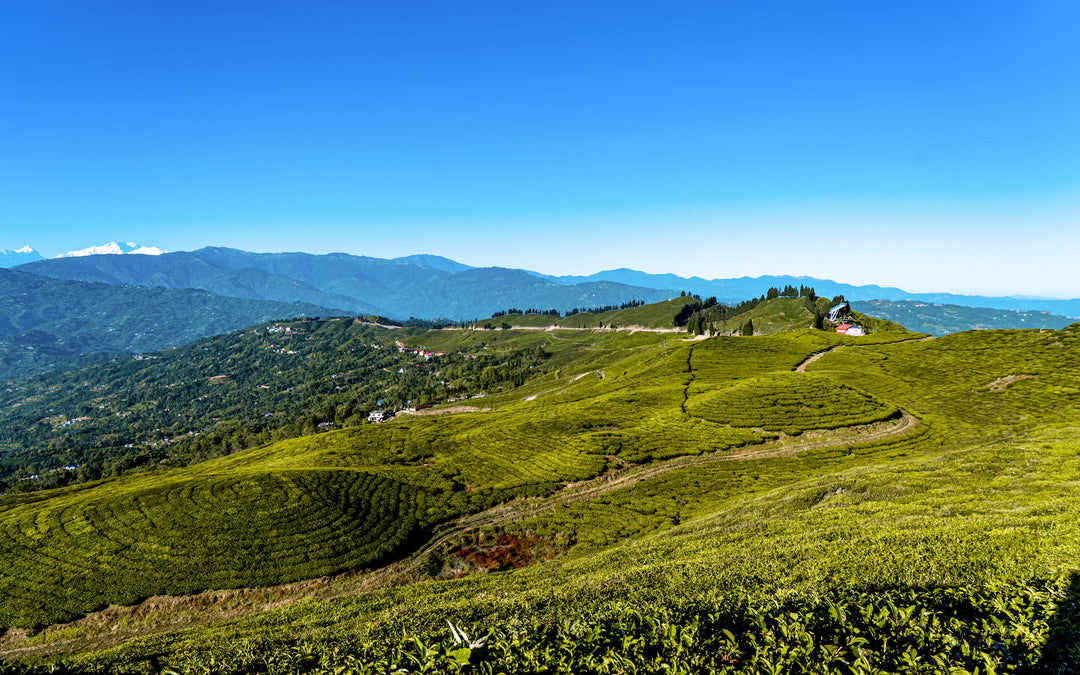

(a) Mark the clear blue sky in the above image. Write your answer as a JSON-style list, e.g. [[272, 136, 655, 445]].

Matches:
[[2, 1, 1078, 296]]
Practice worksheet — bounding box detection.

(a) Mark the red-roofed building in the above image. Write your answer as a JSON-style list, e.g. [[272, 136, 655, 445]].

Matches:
[[835, 323, 854, 334]]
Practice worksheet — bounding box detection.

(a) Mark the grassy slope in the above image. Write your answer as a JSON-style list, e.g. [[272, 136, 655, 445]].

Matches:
[[714, 297, 911, 336], [724, 297, 820, 335], [5, 325, 1080, 672]]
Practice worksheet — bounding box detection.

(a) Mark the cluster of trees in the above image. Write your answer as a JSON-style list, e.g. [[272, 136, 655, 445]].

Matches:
[[481, 300, 651, 322], [490, 308, 561, 318], [672, 296, 719, 327], [565, 299, 646, 316], [766, 284, 818, 301]]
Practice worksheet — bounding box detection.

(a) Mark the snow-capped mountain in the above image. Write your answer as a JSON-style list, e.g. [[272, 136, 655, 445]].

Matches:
[[0, 246, 44, 268], [56, 241, 166, 258]]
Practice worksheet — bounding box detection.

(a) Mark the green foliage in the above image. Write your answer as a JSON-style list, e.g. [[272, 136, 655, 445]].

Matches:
[[13, 579, 1073, 674], [0, 328, 841, 627], [687, 372, 898, 434], [5, 321, 1080, 672], [0, 468, 440, 627]]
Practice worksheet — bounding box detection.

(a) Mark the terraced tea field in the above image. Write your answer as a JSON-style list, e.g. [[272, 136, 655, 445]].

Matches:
[[0, 465, 449, 627], [5, 319, 1080, 673], [687, 372, 898, 434]]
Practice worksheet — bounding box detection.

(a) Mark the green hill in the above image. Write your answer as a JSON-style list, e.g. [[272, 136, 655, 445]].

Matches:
[[676, 295, 911, 337], [722, 296, 822, 335], [0, 269, 342, 380], [2, 320, 1080, 672]]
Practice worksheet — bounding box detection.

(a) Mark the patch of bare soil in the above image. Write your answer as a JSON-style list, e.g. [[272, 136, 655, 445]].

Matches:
[[408, 405, 489, 416], [985, 374, 1038, 392], [794, 346, 843, 372], [434, 533, 568, 579]]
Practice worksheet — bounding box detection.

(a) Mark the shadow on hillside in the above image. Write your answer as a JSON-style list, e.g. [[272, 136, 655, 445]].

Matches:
[[1033, 572, 1080, 673]]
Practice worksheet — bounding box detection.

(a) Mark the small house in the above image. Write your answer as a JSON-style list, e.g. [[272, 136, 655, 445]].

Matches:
[[835, 323, 854, 334], [845, 326, 866, 337], [367, 410, 392, 423]]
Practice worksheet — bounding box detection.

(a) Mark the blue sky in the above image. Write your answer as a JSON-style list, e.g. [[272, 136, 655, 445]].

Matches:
[[1, 1, 1078, 296]]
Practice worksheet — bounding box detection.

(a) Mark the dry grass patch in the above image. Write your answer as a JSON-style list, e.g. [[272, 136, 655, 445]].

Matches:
[[986, 374, 1039, 392]]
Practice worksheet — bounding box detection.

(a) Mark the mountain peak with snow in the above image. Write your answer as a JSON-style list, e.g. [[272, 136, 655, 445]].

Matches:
[[0, 246, 44, 268], [56, 241, 166, 258]]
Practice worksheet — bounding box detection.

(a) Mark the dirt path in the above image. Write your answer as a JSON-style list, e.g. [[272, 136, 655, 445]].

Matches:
[[794, 335, 935, 373], [403, 405, 490, 416], [442, 324, 685, 334], [413, 410, 918, 549], [794, 345, 843, 372]]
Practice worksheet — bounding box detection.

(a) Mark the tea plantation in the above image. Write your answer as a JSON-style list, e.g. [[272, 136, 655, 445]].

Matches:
[[3, 311, 1080, 673]]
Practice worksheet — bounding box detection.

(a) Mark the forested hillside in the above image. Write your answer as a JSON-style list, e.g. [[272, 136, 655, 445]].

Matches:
[[0, 318, 546, 492], [0, 269, 340, 380]]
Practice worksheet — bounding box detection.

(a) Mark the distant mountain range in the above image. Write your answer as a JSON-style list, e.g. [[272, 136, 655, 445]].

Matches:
[[538, 269, 1080, 318], [0, 268, 338, 379], [1, 241, 164, 268], [55, 240, 166, 258], [11, 245, 1080, 318], [16, 248, 673, 320], [3, 245, 1077, 379], [850, 300, 1076, 336], [0, 247, 44, 268]]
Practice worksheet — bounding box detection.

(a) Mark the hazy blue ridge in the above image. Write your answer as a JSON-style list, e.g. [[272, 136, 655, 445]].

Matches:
[[392, 254, 474, 274], [851, 300, 1078, 336], [387, 267, 672, 320], [15, 250, 671, 321], [18, 248, 1080, 322], [0, 268, 343, 379], [16, 250, 377, 315], [547, 270, 1080, 317]]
